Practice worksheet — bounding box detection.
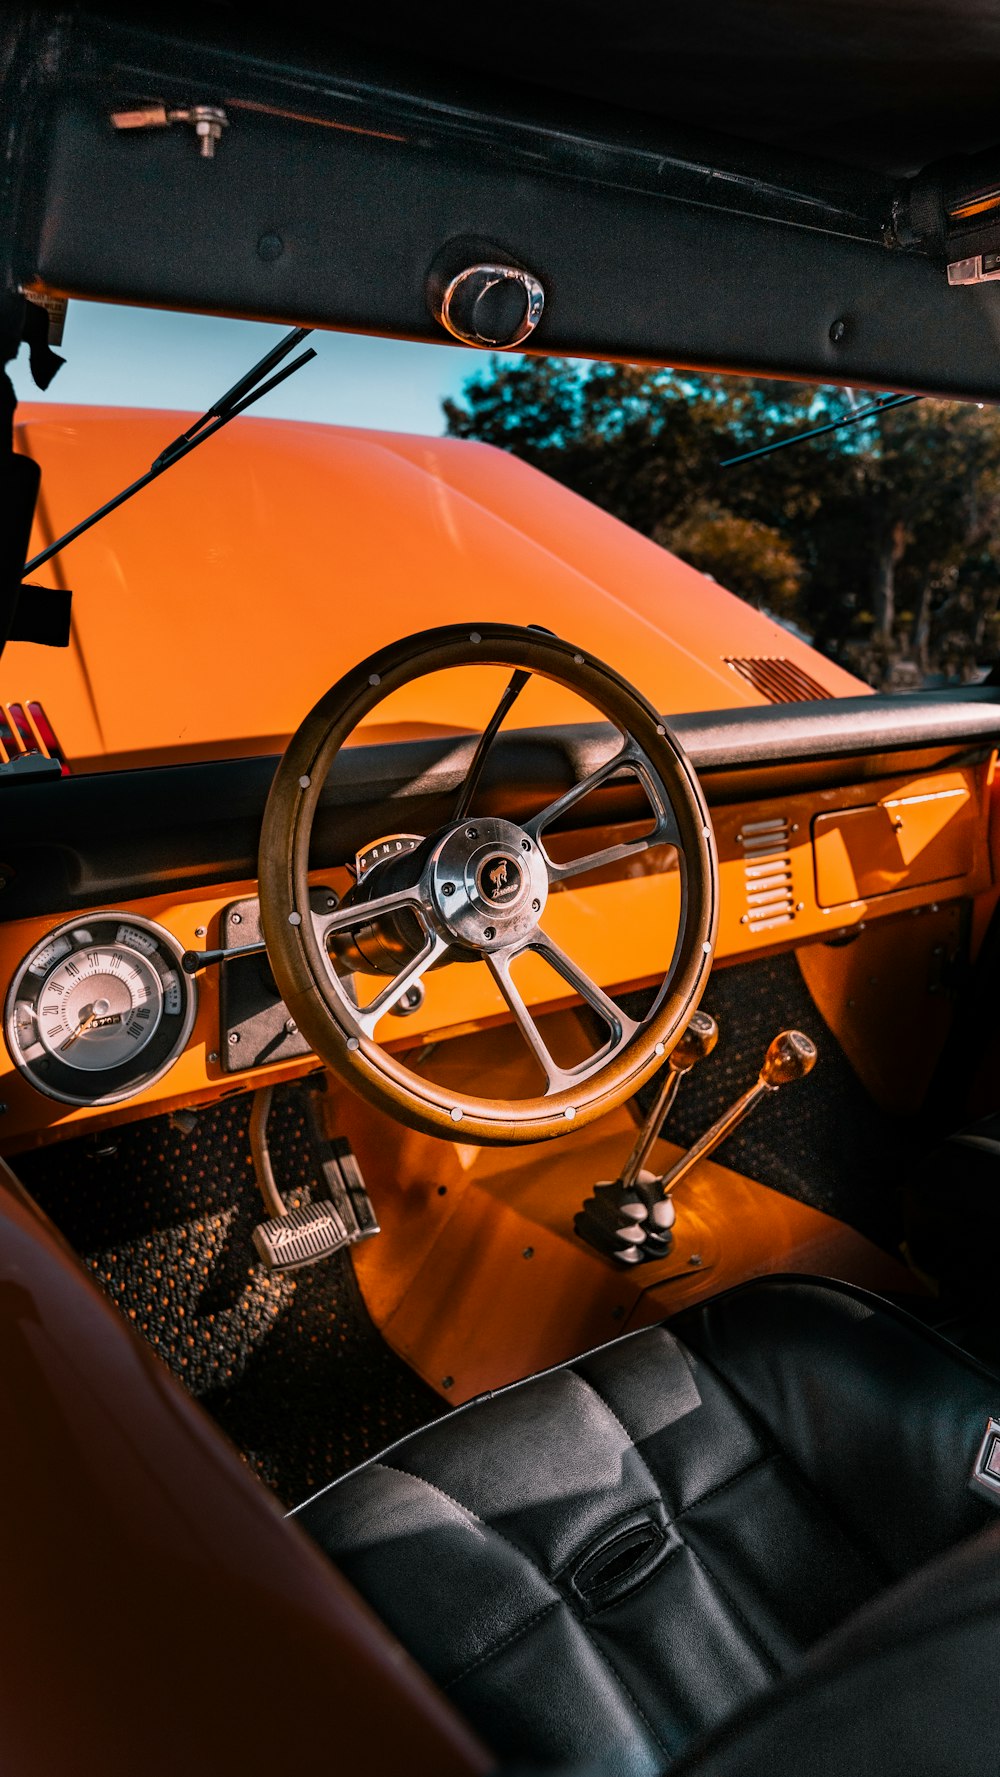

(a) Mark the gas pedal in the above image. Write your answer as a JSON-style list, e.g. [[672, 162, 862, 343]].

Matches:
[[249, 1084, 380, 1272], [253, 1200, 352, 1272]]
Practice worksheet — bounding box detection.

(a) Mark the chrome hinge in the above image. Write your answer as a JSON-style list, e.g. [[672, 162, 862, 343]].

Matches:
[[110, 103, 228, 159]]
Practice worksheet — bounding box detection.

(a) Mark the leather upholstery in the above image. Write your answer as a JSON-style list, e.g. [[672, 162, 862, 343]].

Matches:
[[294, 1278, 999, 1774]]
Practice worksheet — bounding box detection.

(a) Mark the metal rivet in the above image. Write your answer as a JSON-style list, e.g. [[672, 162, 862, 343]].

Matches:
[[702, 941, 712, 954], [654, 1042, 665, 1056], [565, 1106, 576, 1120], [469, 631, 481, 644], [703, 826, 711, 839], [299, 774, 310, 789], [830, 317, 847, 343], [466, 827, 478, 840], [326, 894, 338, 909], [437, 1185, 448, 1196], [231, 912, 242, 925], [346, 1035, 360, 1051], [441, 882, 455, 896], [284, 1018, 297, 1034], [208, 1050, 219, 1063], [450, 1107, 463, 1121], [257, 232, 283, 261], [195, 926, 206, 938], [483, 925, 496, 940], [688, 1253, 703, 1267], [521, 838, 531, 851], [441, 1376, 454, 1389], [796, 901, 805, 911], [573, 653, 585, 665], [228, 1032, 240, 1045], [531, 897, 541, 912], [288, 911, 301, 926], [369, 673, 381, 687], [522, 1246, 534, 1259], [656, 724, 666, 736]]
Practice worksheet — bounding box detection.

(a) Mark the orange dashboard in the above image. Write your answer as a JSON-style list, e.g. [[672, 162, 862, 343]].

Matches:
[[0, 759, 992, 1153]]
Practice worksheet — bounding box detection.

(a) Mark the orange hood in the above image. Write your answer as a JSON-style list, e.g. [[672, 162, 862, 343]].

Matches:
[[6, 406, 867, 773]]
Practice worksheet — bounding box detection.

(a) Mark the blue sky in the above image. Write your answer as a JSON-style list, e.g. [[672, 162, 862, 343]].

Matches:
[[11, 300, 495, 435]]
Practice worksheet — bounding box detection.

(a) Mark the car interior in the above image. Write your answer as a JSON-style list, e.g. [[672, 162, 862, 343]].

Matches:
[[4, 5, 1000, 1774]]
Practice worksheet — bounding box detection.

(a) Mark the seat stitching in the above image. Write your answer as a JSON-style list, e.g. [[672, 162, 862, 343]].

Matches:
[[444, 1599, 563, 1691], [572, 1368, 667, 1502], [676, 1342, 894, 1584], [379, 1458, 674, 1761], [675, 1452, 778, 1520], [376, 1460, 560, 1594], [680, 1538, 785, 1681]]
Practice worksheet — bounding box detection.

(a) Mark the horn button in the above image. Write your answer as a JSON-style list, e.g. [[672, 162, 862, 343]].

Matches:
[[430, 817, 549, 951]]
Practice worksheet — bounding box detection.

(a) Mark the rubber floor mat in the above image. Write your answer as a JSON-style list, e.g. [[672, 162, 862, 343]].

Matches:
[[14, 1083, 444, 1507]]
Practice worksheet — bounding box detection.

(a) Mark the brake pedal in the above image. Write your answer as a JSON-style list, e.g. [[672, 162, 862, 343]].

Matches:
[[248, 1085, 380, 1273]]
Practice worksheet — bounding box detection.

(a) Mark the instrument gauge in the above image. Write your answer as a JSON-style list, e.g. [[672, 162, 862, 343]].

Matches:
[[4, 914, 197, 1106]]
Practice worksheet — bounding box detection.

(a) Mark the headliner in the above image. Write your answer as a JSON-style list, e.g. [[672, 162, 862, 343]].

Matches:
[[320, 0, 1000, 178]]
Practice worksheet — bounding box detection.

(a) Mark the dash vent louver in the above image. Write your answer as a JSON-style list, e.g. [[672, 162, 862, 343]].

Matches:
[[738, 816, 796, 933], [725, 657, 831, 704]]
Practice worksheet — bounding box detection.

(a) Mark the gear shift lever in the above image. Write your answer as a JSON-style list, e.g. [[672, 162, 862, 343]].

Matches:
[[657, 1029, 817, 1198], [574, 1010, 719, 1266], [620, 1011, 719, 1192]]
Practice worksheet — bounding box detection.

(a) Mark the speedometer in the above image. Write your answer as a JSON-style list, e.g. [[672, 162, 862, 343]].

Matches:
[[4, 913, 197, 1106]]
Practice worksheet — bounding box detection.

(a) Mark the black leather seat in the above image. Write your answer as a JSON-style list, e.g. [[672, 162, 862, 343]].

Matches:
[[293, 1277, 1000, 1774]]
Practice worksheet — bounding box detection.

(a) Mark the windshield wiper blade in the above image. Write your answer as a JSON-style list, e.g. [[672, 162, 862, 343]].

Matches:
[[23, 326, 316, 577]]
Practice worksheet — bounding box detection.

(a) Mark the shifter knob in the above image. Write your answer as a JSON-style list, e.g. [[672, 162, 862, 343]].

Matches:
[[656, 1025, 819, 1198], [672, 1009, 720, 1073], [760, 1029, 817, 1089]]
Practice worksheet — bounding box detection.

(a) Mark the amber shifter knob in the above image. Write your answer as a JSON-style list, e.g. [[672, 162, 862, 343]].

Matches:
[[657, 1026, 819, 1198], [760, 1029, 818, 1089]]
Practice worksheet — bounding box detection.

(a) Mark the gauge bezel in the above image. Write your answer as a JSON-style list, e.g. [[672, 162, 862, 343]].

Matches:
[[4, 913, 198, 1107]]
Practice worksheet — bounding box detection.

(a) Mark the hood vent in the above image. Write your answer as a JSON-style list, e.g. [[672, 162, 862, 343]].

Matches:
[[738, 817, 796, 933], [0, 701, 69, 777], [725, 656, 831, 704]]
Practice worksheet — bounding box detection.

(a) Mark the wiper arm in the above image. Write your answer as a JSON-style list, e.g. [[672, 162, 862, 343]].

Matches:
[[23, 326, 316, 577], [451, 667, 531, 824], [719, 392, 920, 468], [451, 624, 557, 824]]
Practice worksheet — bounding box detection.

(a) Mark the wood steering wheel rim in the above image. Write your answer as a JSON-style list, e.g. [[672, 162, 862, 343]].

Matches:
[[259, 623, 719, 1145]]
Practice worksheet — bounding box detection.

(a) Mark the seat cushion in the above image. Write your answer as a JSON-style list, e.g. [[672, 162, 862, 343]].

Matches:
[[293, 1277, 999, 1775]]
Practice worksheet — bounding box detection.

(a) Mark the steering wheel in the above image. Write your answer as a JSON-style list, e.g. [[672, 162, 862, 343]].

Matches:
[[259, 623, 718, 1144]]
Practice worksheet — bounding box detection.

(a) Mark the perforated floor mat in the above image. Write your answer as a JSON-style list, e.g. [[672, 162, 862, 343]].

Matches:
[[627, 952, 913, 1254], [14, 1084, 444, 1507]]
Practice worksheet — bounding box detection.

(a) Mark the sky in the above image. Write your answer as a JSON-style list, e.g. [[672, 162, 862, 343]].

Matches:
[[10, 299, 496, 435]]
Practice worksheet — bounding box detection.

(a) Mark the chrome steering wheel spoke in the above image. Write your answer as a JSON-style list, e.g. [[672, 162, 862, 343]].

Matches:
[[488, 928, 640, 1095], [525, 745, 682, 884]]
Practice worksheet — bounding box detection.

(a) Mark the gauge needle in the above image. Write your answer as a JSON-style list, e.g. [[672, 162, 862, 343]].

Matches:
[[60, 1007, 96, 1052]]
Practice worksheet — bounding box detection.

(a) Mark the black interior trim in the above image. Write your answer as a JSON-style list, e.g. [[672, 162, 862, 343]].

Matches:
[[12, 9, 1000, 397], [2, 690, 998, 922]]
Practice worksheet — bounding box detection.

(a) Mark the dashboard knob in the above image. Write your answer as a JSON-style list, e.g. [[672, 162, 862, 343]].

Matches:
[[436, 263, 545, 349]]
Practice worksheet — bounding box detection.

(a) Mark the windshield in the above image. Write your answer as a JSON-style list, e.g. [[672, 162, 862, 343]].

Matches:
[[6, 302, 994, 777]]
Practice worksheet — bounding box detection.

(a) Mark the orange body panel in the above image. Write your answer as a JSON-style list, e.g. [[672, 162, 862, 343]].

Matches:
[[7, 406, 866, 774]]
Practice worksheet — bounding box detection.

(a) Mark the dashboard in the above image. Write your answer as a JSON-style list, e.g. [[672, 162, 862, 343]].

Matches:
[[1, 689, 997, 1152]]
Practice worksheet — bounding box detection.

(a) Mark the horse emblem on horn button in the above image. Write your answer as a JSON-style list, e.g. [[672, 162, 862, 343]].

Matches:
[[476, 852, 524, 906]]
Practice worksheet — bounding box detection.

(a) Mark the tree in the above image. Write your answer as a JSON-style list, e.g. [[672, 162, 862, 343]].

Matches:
[[443, 359, 1000, 688]]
